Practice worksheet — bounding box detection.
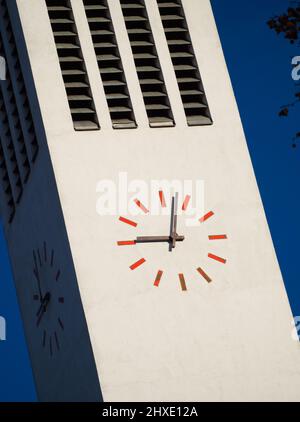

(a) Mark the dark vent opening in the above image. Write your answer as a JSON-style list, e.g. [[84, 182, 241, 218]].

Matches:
[[157, 0, 212, 126], [120, 0, 174, 128], [83, 0, 136, 129], [46, 0, 100, 131], [0, 0, 41, 223]]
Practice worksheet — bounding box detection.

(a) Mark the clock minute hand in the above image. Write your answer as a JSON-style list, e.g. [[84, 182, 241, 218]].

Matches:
[[136, 235, 184, 244], [172, 193, 179, 249]]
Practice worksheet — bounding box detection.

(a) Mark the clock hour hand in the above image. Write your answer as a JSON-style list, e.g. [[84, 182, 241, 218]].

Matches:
[[36, 292, 51, 326], [136, 235, 184, 244]]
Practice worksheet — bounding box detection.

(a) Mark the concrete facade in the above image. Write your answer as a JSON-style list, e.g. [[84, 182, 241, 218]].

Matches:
[[1, 0, 300, 401]]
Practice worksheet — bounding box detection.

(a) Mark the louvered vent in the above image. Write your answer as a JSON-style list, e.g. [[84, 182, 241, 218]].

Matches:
[[45, 0, 99, 131], [157, 0, 212, 126], [0, 89, 19, 222], [120, 0, 174, 128], [1, 0, 39, 164], [83, 0, 136, 129], [0, 0, 40, 223]]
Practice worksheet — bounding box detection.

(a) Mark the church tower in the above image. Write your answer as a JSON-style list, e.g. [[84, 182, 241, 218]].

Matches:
[[1, 0, 299, 401]]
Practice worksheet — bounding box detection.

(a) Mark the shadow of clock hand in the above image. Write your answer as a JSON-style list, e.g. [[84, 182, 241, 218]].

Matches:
[[36, 292, 51, 327]]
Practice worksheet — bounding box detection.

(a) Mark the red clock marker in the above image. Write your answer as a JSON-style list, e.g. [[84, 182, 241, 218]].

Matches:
[[119, 216, 137, 227], [179, 273, 187, 291], [134, 199, 149, 214], [159, 191, 166, 208], [199, 211, 214, 223], [182, 195, 191, 211], [208, 234, 228, 240], [154, 270, 163, 287], [130, 258, 146, 271], [197, 267, 212, 283], [117, 240, 136, 246], [208, 253, 227, 264]]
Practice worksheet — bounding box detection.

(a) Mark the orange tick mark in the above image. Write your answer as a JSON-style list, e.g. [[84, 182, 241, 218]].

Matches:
[[182, 195, 191, 211], [199, 211, 214, 223], [197, 267, 212, 283], [119, 216, 137, 227], [130, 258, 146, 271], [179, 273, 187, 291], [208, 253, 227, 264], [134, 199, 149, 214], [159, 190, 166, 208], [209, 235, 228, 240], [154, 270, 163, 287], [117, 240, 136, 246]]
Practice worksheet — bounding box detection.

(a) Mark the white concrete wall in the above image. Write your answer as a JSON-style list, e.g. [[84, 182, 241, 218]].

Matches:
[[17, 0, 300, 401]]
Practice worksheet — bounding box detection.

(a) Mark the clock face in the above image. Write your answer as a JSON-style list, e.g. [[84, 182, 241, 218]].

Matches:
[[32, 242, 65, 356], [117, 190, 228, 291]]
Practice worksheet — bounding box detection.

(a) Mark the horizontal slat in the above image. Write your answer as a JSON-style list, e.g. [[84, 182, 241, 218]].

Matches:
[[59, 56, 83, 62], [177, 77, 200, 83], [109, 106, 132, 113], [167, 39, 190, 45], [127, 28, 151, 34], [97, 54, 119, 61], [180, 89, 203, 96], [90, 29, 114, 36], [187, 115, 212, 126], [143, 91, 167, 98], [112, 120, 137, 129], [121, 3, 145, 8], [149, 116, 174, 127], [157, 2, 181, 8], [130, 41, 154, 47], [100, 67, 123, 74], [74, 120, 99, 131], [102, 80, 126, 86], [84, 5, 107, 10], [54, 31, 76, 37], [183, 102, 207, 109], [62, 69, 85, 76], [50, 19, 73, 24], [71, 108, 95, 114], [161, 15, 185, 21], [174, 64, 197, 71], [136, 66, 160, 72], [65, 82, 89, 88], [145, 104, 170, 110], [139, 78, 164, 85], [47, 6, 71, 11], [87, 17, 110, 23], [94, 42, 117, 48], [56, 43, 80, 49], [170, 51, 193, 58], [164, 27, 187, 33], [106, 93, 129, 100], [133, 53, 156, 59], [124, 16, 147, 22], [68, 95, 92, 101]]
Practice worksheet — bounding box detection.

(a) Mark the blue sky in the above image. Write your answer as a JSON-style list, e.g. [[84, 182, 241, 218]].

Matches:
[[0, 0, 299, 401]]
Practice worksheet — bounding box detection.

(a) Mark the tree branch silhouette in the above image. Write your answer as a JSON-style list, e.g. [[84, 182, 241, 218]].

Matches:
[[267, 1, 300, 148]]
